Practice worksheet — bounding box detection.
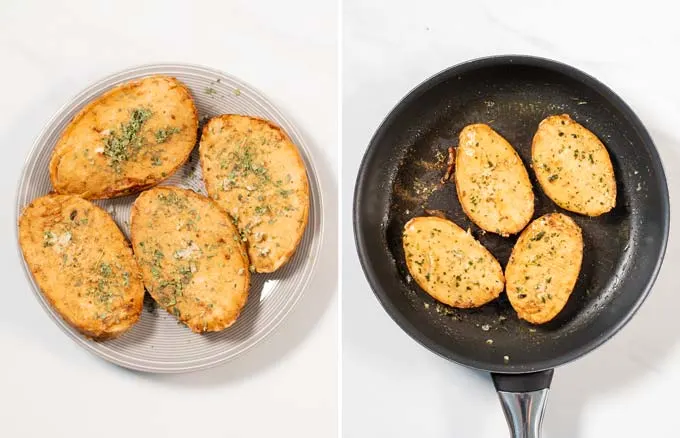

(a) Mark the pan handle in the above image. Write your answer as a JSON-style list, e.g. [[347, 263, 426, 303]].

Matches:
[[491, 370, 554, 438]]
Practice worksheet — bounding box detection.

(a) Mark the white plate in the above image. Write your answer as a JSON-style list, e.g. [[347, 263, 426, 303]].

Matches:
[[15, 63, 323, 373]]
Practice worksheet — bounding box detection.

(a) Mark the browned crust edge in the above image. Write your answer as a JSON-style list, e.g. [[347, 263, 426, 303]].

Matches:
[[506, 212, 584, 324], [531, 114, 616, 217], [198, 114, 310, 273], [129, 186, 251, 332], [18, 194, 144, 340], [49, 75, 199, 200], [454, 124, 534, 237], [402, 215, 505, 308]]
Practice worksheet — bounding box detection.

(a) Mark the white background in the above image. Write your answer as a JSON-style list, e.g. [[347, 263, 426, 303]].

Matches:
[[0, 1, 337, 437], [343, 1, 680, 437]]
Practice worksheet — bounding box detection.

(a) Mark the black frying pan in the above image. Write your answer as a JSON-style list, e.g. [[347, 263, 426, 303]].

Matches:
[[353, 55, 669, 437]]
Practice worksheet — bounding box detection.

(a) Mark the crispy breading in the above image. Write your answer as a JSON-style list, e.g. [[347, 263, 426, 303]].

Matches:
[[50, 75, 198, 199], [403, 216, 504, 308], [130, 187, 250, 333], [199, 115, 309, 273], [532, 114, 616, 216], [19, 194, 144, 340], [454, 124, 534, 236], [505, 213, 583, 324]]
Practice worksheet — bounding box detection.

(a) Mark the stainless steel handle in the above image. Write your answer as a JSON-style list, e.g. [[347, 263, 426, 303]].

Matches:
[[491, 370, 554, 438], [497, 389, 549, 438]]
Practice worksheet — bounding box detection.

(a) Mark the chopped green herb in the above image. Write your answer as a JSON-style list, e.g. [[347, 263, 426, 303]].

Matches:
[[157, 192, 187, 209], [43, 231, 55, 247], [103, 108, 152, 172], [254, 205, 269, 215], [99, 263, 112, 278], [155, 127, 181, 144], [531, 231, 546, 241]]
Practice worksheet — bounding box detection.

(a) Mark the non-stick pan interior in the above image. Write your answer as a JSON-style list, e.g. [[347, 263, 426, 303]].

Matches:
[[354, 57, 669, 373]]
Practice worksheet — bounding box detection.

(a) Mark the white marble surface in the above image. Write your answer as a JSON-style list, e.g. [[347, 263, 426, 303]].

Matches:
[[0, 1, 337, 437], [343, 1, 680, 437]]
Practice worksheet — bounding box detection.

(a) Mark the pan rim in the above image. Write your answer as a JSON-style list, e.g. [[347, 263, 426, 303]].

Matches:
[[352, 54, 670, 374]]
